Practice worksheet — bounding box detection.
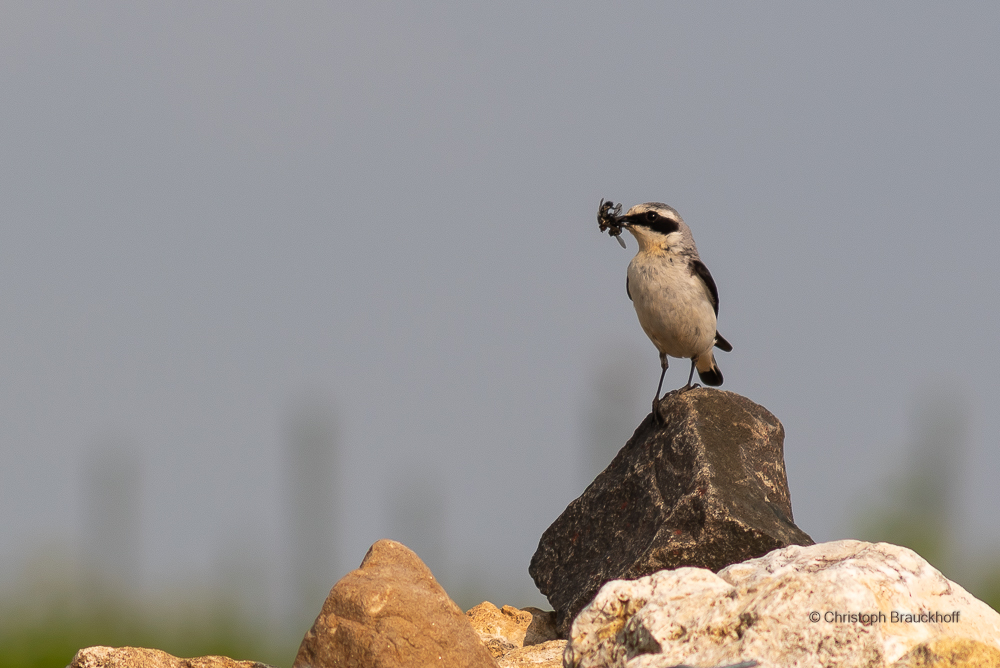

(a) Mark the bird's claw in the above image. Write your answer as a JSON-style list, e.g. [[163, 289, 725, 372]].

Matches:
[[651, 397, 664, 424]]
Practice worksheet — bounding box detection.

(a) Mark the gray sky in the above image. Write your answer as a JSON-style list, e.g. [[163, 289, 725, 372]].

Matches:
[[2, 1, 999, 620]]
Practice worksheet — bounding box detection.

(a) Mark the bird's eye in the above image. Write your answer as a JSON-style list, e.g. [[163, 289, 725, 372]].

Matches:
[[646, 211, 658, 222]]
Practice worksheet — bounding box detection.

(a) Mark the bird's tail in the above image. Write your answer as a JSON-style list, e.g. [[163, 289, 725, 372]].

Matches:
[[714, 331, 733, 352], [695, 350, 724, 386]]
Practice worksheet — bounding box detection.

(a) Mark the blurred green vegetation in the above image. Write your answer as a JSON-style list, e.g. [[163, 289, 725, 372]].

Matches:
[[0, 555, 295, 668], [852, 394, 1000, 613]]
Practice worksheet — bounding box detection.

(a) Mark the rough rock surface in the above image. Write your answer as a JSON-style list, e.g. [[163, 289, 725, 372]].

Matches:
[[494, 640, 566, 668], [294, 539, 498, 668], [69, 647, 274, 668], [466, 602, 559, 656], [564, 540, 1000, 668], [467, 602, 563, 667], [519, 607, 559, 647], [892, 638, 1000, 667], [530, 388, 813, 634]]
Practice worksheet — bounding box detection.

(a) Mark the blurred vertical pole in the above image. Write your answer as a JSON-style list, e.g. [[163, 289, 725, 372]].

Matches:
[[82, 437, 143, 597], [902, 391, 968, 571], [283, 399, 338, 632]]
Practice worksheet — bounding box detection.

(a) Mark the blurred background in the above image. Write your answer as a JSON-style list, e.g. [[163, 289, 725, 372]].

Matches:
[[2, 2, 999, 666]]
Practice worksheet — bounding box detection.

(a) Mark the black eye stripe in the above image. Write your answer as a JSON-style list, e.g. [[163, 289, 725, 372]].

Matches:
[[631, 211, 680, 236]]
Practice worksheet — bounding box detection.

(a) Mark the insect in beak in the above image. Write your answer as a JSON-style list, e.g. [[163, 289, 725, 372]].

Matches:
[[598, 199, 628, 248]]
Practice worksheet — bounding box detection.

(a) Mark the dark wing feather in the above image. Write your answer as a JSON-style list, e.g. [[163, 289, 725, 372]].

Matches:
[[626, 274, 632, 301], [691, 260, 734, 352], [691, 260, 720, 315]]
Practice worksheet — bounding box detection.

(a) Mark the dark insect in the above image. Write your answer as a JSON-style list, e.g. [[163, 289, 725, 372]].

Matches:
[[597, 198, 627, 248]]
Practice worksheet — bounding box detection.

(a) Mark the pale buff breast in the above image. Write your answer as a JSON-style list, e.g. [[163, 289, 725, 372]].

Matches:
[[627, 253, 717, 360]]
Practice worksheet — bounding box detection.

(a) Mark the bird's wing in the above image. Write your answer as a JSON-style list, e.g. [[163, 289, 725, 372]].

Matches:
[[691, 260, 732, 351], [626, 274, 632, 301], [691, 260, 720, 315]]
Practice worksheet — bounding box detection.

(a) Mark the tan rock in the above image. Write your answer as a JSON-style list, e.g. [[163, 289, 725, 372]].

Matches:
[[495, 640, 566, 668], [68, 646, 273, 668], [466, 602, 563, 667], [294, 539, 498, 668], [565, 540, 1000, 668], [520, 607, 559, 647], [891, 637, 1000, 667], [467, 602, 560, 657], [467, 602, 533, 656]]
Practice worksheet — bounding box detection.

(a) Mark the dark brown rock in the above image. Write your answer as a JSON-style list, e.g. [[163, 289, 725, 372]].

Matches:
[[294, 539, 498, 668], [529, 388, 813, 636]]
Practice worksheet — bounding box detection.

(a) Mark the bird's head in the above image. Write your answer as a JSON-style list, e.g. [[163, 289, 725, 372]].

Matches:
[[621, 202, 686, 251]]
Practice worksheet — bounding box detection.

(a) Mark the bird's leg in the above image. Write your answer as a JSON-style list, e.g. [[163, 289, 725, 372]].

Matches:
[[652, 353, 668, 421], [684, 358, 697, 390]]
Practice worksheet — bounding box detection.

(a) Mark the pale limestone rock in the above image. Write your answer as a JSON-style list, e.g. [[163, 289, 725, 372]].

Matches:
[[68, 647, 273, 668], [565, 540, 1000, 668]]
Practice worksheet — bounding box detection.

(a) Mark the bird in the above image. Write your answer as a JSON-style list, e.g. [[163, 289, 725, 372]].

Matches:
[[618, 202, 732, 416]]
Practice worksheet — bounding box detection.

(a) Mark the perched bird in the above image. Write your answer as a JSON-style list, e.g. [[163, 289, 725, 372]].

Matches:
[[619, 202, 732, 415]]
